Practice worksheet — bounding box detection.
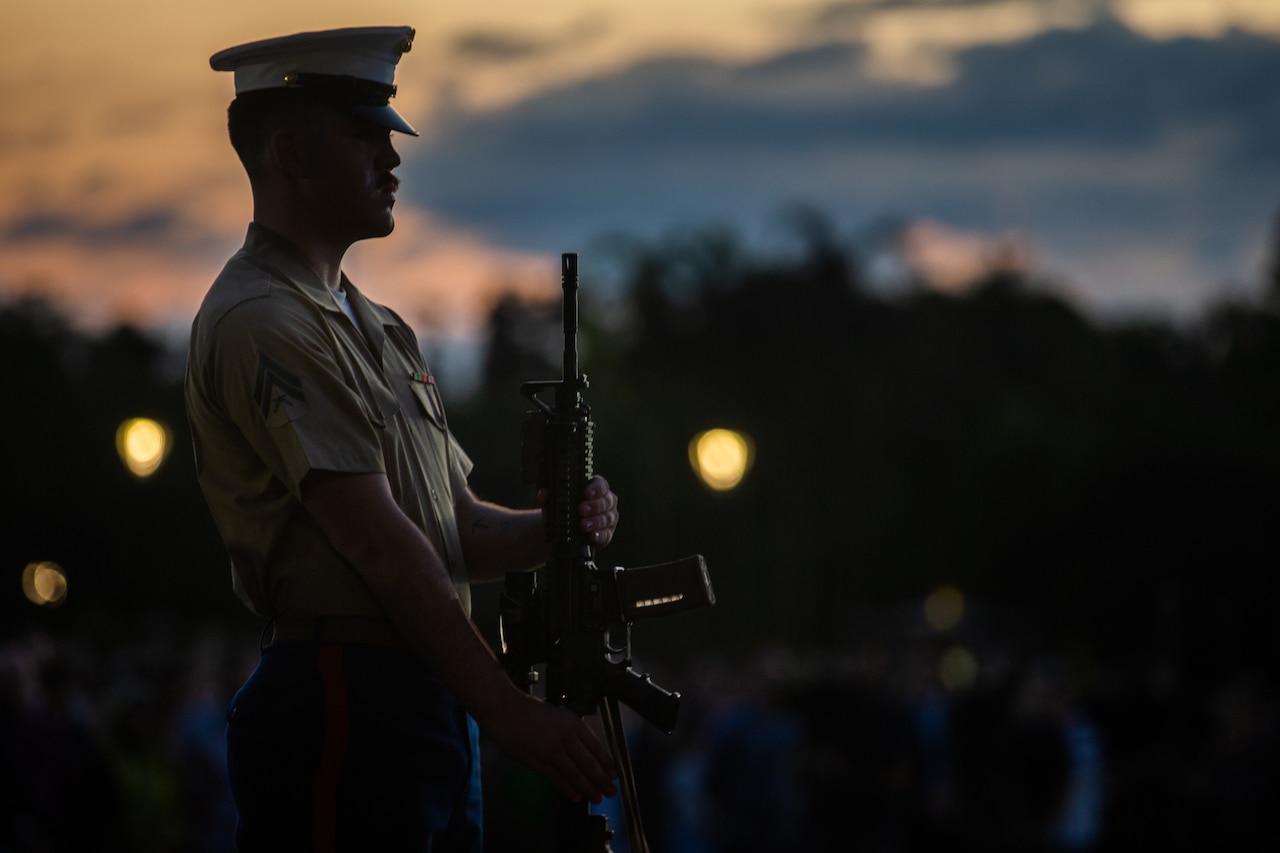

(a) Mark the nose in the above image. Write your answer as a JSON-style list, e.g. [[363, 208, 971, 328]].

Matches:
[[381, 138, 401, 170]]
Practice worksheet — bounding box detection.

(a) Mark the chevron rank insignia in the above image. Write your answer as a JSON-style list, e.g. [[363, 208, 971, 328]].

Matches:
[[253, 351, 308, 426]]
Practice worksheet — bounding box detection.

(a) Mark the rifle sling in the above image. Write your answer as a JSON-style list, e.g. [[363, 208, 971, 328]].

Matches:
[[601, 695, 650, 853]]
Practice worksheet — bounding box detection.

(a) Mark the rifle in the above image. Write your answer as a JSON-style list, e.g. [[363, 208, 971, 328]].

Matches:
[[500, 253, 716, 853]]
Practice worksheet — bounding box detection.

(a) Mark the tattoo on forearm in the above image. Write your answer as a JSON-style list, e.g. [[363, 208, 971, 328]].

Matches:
[[467, 510, 541, 546]]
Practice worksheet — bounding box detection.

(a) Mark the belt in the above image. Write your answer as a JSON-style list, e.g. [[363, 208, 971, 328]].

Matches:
[[267, 616, 408, 649]]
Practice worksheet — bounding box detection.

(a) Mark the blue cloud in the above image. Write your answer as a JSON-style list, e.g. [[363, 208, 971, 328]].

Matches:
[[401, 19, 1280, 315], [449, 14, 611, 64], [4, 210, 180, 244]]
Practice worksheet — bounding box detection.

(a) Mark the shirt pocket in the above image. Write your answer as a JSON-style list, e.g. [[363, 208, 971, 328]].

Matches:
[[356, 373, 402, 428], [410, 380, 448, 430]]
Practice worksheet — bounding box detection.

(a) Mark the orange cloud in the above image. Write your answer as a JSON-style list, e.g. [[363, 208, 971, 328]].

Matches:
[[0, 200, 559, 337], [343, 205, 561, 334], [898, 219, 1033, 293]]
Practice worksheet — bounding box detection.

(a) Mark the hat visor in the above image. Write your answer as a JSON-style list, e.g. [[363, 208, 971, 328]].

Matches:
[[347, 103, 419, 137]]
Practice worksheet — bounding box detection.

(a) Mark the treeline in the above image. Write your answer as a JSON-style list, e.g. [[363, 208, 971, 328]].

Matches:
[[4, 220, 1279, 682], [0, 301, 237, 640], [454, 221, 1280, 680]]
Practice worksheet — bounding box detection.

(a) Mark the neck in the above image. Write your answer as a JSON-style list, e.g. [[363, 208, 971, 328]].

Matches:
[[253, 206, 349, 292]]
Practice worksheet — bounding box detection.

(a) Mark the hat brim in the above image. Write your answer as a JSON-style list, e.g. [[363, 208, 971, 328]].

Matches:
[[348, 103, 419, 136]]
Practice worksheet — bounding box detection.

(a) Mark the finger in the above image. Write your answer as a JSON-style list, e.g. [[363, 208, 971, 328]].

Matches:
[[583, 476, 610, 500], [534, 739, 596, 804], [581, 730, 618, 781], [565, 736, 618, 801], [545, 757, 602, 804], [579, 492, 618, 520], [583, 509, 618, 533], [545, 767, 584, 803]]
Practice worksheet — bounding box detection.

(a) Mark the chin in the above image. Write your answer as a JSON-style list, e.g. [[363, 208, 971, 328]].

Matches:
[[362, 214, 395, 240]]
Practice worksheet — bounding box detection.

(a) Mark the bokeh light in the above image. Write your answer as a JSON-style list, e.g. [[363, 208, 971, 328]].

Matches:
[[116, 417, 172, 478], [924, 584, 966, 632], [689, 428, 754, 491], [937, 644, 979, 691], [22, 561, 68, 608]]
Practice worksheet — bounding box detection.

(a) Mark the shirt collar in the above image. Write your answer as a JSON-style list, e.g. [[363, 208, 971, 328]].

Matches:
[[243, 223, 389, 362], [243, 223, 342, 314]]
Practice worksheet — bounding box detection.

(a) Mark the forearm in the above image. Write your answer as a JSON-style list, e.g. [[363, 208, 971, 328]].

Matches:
[[301, 471, 522, 724], [456, 490, 547, 582], [456, 477, 621, 582], [357, 513, 616, 802], [301, 470, 618, 803], [352, 516, 525, 725]]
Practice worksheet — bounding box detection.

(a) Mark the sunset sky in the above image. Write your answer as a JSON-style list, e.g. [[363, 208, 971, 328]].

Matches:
[[3, 0, 1279, 344]]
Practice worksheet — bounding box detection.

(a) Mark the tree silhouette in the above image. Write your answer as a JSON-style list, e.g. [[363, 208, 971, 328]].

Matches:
[[3, 210, 1279, 679]]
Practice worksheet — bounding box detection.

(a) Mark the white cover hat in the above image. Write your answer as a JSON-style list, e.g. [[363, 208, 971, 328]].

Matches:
[[210, 26, 419, 136]]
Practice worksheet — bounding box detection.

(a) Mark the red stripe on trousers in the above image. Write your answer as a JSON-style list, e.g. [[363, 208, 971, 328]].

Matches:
[[313, 644, 349, 852]]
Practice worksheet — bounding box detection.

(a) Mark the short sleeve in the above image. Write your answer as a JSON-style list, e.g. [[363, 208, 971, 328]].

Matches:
[[207, 295, 386, 498]]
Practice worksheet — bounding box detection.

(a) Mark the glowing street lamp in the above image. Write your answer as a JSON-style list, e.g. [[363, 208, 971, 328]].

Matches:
[[689, 428, 754, 491], [22, 561, 68, 608], [117, 417, 172, 478]]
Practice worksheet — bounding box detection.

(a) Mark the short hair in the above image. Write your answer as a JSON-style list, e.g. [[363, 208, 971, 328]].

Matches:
[[225, 89, 329, 182]]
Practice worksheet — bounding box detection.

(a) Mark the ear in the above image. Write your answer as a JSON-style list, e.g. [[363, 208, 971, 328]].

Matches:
[[267, 128, 316, 182]]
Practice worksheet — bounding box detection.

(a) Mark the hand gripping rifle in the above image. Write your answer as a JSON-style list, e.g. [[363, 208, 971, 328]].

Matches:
[[500, 253, 715, 853]]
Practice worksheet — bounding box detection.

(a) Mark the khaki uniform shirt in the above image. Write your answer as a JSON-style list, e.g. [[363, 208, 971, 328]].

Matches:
[[185, 224, 474, 620]]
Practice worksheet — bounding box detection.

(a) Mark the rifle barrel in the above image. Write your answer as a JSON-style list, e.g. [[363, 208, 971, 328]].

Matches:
[[562, 252, 579, 388]]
